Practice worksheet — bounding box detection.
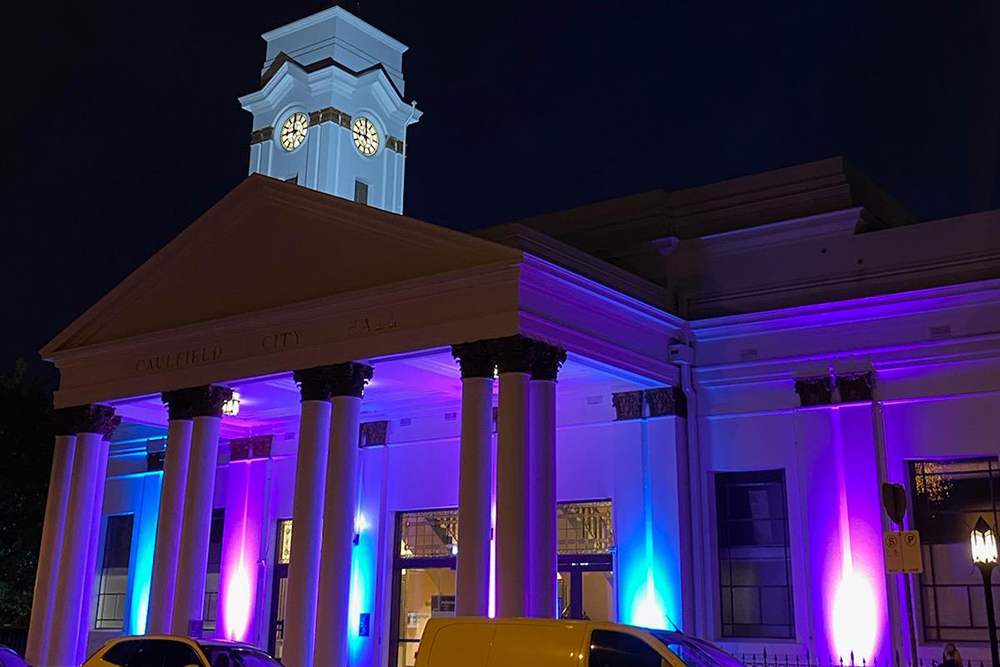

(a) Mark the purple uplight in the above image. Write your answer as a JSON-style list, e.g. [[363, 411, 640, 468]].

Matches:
[[219, 458, 266, 640]]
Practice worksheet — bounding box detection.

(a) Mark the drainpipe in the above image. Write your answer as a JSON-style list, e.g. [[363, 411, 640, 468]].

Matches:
[[671, 333, 704, 635]]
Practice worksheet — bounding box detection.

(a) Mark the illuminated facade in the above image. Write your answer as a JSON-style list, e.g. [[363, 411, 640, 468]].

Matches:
[[25, 6, 1000, 667]]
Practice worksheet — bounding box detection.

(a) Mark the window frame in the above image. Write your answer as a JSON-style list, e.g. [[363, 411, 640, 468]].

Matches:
[[95, 512, 136, 630], [909, 456, 1000, 643], [714, 469, 796, 640]]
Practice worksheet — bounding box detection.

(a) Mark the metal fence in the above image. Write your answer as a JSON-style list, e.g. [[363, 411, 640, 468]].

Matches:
[[739, 650, 991, 667], [0, 628, 28, 656]]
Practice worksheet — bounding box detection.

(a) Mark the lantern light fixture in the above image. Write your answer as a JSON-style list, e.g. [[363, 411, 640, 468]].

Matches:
[[222, 392, 241, 417]]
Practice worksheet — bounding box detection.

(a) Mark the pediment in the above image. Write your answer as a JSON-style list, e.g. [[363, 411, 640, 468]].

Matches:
[[44, 175, 522, 355]]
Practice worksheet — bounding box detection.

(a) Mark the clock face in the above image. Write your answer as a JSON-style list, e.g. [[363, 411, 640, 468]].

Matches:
[[280, 112, 309, 151], [352, 117, 379, 156]]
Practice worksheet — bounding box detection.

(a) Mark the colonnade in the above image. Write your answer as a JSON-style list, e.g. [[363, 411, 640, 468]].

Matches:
[[27, 334, 564, 667], [25, 405, 119, 667]]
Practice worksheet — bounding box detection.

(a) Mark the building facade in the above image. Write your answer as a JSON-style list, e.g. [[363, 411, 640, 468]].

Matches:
[[26, 7, 1000, 667]]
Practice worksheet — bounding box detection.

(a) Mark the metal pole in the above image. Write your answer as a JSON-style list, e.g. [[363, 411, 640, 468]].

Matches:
[[980, 565, 999, 667], [904, 573, 919, 667]]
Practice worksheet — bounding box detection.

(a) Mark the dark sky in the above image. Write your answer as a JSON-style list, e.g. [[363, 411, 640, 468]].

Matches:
[[3, 1, 998, 380]]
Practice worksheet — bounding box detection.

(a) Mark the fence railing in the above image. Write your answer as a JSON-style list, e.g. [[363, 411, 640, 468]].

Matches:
[[0, 628, 28, 656], [739, 649, 991, 667]]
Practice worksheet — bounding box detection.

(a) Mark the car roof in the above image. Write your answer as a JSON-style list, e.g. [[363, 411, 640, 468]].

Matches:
[[105, 636, 258, 650]]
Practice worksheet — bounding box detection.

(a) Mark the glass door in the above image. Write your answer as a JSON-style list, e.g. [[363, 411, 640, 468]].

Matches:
[[391, 510, 459, 667], [268, 519, 293, 658], [558, 555, 614, 621], [395, 563, 456, 667]]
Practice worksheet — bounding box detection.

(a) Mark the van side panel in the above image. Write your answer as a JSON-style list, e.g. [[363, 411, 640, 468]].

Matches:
[[426, 623, 497, 667], [485, 623, 587, 667]]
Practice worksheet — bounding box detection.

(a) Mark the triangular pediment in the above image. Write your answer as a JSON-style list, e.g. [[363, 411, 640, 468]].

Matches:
[[44, 175, 522, 354]]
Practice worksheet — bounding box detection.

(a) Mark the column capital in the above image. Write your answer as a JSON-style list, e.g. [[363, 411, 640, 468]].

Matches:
[[102, 415, 122, 441], [451, 340, 496, 379], [53, 404, 118, 436], [328, 362, 373, 398], [836, 371, 874, 402], [293, 366, 334, 401], [645, 386, 687, 418], [530, 342, 566, 381], [492, 335, 537, 374], [161, 385, 234, 419]]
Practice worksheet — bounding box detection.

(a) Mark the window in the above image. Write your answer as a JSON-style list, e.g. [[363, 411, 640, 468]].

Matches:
[[589, 630, 662, 667], [911, 457, 1000, 642], [715, 470, 794, 639], [354, 180, 369, 205], [390, 502, 616, 667], [102, 640, 140, 667], [198, 644, 284, 667], [101, 639, 201, 667], [203, 508, 225, 632], [96, 514, 134, 629]]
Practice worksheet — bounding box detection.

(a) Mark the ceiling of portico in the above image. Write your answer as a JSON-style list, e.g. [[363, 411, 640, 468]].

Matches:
[[109, 349, 662, 439]]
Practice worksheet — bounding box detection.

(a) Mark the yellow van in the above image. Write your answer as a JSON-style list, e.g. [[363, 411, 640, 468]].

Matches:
[[413, 617, 746, 667]]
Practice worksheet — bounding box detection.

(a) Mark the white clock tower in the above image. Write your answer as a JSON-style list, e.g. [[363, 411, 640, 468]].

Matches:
[[239, 7, 422, 214]]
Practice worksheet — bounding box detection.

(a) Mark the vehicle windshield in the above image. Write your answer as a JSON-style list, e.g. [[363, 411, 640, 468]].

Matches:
[[197, 644, 283, 667], [650, 631, 746, 667]]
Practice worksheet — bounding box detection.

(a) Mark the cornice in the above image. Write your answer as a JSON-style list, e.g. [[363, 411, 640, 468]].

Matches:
[[261, 7, 407, 54], [690, 278, 1000, 340], [519, 254, 687, 334]]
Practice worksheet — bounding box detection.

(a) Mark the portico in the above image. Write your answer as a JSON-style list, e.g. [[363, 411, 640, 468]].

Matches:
[[28, 174, 686, 667]]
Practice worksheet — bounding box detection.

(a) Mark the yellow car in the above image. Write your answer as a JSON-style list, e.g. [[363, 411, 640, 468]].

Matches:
[[82, 635, 283, 667], [413, 617, 747, 667]]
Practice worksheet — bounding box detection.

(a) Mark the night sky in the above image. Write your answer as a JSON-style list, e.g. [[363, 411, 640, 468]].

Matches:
[[2, 1, 997, 380]]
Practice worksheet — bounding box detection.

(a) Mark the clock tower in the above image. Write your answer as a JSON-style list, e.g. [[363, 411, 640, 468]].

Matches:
[[239, 7, 422, 214]]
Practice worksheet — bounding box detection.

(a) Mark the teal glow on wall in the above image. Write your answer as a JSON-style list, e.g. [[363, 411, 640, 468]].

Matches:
[[129, 471, 162, 634], [614, 418, 681, 631]]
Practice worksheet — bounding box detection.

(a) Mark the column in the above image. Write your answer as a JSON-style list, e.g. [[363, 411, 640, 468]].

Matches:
[[146, 388, 199, 633], [25, 410, 79, 667], [527, 343, 565, 618], [46, 405, 117, 667], [494, 336, 534, 618], [452, 341, 496, 617], [282, 368, 334, 667], [76, 416, 121, 662], [314, 362, 372, 667], [169, 385, 232, 636]]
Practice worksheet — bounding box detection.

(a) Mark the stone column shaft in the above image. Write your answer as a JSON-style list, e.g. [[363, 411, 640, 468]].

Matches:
[[170, 414, 223, 635], [456, 376, 494, 616], [527, 378, 557, 618], [282, 393, 332, 667], [47, 431, 106, 667], [314, 395, 362, 665], [25, 434, 76, 667], [314, 361, 371, 667], [496, 370, 531, 617], [146, 418, 194, 634], [77, 433, 114, 661]]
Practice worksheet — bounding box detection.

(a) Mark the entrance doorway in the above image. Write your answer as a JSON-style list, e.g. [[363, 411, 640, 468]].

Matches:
[[268, 519, 293, 659], [558, 555, 614, 621], [390, 500, 614, 667]]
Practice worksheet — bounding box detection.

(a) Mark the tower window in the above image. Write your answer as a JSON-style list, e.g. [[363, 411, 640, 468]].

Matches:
[[354, 180, 369, 205]]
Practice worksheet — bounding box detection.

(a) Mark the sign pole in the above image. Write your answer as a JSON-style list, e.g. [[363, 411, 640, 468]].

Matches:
[[882, 482, 921, 667]]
